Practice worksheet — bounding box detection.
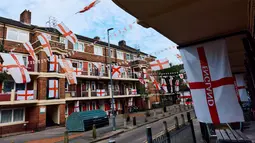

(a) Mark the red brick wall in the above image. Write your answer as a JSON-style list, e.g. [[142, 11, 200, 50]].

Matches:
[[59, 78, 65, 99], [59, 104, 66, 125], [26, 105, 39, 131], [37, 105, 46, 130], [37, 77, 47, 100], [0, 123, 26, 137], [38, 51, 48, 72]]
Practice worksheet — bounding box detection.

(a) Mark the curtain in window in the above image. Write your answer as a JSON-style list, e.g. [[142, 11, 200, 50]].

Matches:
[[3, 81, 14, 93], [1, 110, 12, 123], [13, 109, 24, 122]]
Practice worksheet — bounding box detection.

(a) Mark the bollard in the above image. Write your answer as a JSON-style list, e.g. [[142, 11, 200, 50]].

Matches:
[[187, 112, 197, 143], [153, 110, 156, 118], [163, 121, 171, 143], [92, 124, 97, 139], [146, 127, 153, 143], [133, 116, 136, 126], [181, 114, 185, 125], [174, 116, 179, 129], [109, 139, 116, 143], [64, 131, 69, 143]]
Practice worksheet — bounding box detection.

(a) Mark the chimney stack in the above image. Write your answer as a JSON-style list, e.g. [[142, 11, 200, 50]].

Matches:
[[118, 40, 126, 47], [20, 9, 31, 24], [94, 36, 100, 41]]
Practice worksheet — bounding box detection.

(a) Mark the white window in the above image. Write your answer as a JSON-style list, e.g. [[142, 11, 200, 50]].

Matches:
[[74, 42, 84, 52], [89, 63, 93, 73], [94, 46, 103, 56], [0, 108, 25, 124], [117, 51, 124, 60], [130, 54, 134, 61], [7, 28, 29, 43], [59, 37, 68, 49], [91, 81, 96, 91], [126, 53, 130, 61]]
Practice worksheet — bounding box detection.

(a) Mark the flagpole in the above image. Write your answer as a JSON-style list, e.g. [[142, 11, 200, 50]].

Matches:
[[107, 28, 116, 131]]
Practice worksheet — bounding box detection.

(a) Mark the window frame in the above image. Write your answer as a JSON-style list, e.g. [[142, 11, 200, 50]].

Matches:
[[91, 81, 96, 91], [110, 49, 115, 58], [117, 50, 124, 60], [6, 27, 29, 43], [74, 41, 85, 52], [0, 108, 25, 124], [94, 45, 103, 56], [126, 53, 131, 61], [59, 37, 68, 49]]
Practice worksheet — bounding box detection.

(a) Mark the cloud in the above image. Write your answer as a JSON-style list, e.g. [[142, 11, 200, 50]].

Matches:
[[0, 0, 181, 65]]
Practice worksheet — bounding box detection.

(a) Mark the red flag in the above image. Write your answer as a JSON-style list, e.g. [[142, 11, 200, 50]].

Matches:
[[77, 0, 100, 13]]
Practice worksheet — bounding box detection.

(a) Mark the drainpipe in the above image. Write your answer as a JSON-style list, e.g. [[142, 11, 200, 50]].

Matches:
[[2, 23, 5, 49]]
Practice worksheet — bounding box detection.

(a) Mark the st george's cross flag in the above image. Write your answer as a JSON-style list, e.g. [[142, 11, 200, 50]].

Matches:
[[150, 58, 170, 71], [73, 67, 82, 75], [234, 74, 249, 102], [169, 76, 173, 93], [161, 78, 168, 93], [135, 72, 145, 85], [48, 79, 59, 98], [37, 33, 53, 57], [150, 76, 161, 91], [131, 89, 137, 95], [175, 80, 180, 92], [23, 42, 37, 61], [77, 0, 101, 13], [16, 90, 34, 100], [0, 53, 31, 83], [58, 59, 77, 85], [74, 100, 80, 112], [97, 89, 105, 96], [112, 66, 124, 78], [180, 39, 244, 124], [56, 22, 78, 45], [49, 55, 58, 72], [142, 69, 148, 79]]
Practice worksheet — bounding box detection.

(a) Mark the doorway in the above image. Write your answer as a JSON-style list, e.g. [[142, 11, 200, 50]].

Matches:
[[46, 105, 60, 127]]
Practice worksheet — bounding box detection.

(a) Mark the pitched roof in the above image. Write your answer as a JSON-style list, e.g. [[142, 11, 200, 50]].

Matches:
[[0, 16, 156, 58]]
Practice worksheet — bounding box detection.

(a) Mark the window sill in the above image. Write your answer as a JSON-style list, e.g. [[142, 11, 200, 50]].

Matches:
[[0, 121, 28, 127], [5, 39, 27, 44]]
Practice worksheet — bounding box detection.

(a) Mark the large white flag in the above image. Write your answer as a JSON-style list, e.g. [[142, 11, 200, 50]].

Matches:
[[37, 33, 53, 57], [234, 74, 249, 102], [58, 59, 77, 85], [112, 66, 124, 78], [0, 53, 31, 83], [150, 58, 170, 71], [56, 22, 78, 45], [180, 39, 244, 124]]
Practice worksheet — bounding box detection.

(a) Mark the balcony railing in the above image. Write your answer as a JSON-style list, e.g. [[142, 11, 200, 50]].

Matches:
[[0, 93, 11, 102]]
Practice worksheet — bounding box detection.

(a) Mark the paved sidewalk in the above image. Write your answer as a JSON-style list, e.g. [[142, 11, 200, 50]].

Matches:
[[0, 104, 190, 143]]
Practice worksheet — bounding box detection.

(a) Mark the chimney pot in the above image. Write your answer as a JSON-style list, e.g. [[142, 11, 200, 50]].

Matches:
[[118, 40, 126, 47], [20, 9, 31, 24]]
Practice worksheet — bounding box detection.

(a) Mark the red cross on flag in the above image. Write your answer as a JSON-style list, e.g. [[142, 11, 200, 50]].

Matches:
[[161, 78, 168, 93], [150, 76, 161, 91], [74, 101, 80, 112], [131, 89, 137, 95], [59, 59, 77, 85], [180, 39, 244, 124], [48, 79, 58, 98], [0, 53, 31, 83], [175, 80, 180, 92], [49, 55, 58, 72], [179, 74, 184, 79], [56, 22, 78, 45], [112, 66, 124, 78], [234, 74, 249, 102], [23, 42, 37, 61], [16, 90, 34, 100], [150, 58, 170, 71], [180, 91, 192, 99], [73, 67, 82, 75], [96, 89, 105, 96], [37, 33, 53, 57]]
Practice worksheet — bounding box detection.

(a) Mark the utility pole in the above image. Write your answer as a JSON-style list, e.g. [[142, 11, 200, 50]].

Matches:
[[107, 28, 116, 131]]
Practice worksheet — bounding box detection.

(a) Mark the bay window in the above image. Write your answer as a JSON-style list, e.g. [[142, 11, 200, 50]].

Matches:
[[7, 28, 29, 43]]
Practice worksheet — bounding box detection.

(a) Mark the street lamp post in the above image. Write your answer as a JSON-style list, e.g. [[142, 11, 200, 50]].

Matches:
[[107, 28, 116, 131]]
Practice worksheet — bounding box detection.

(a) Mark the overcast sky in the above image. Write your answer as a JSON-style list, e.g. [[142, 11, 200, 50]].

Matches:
[[0, 0, 182, 64]]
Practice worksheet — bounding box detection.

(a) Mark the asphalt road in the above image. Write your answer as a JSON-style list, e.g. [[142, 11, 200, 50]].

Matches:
[[100, 110, 195, 143]]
